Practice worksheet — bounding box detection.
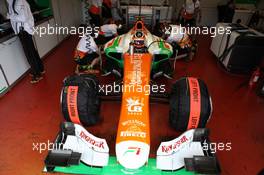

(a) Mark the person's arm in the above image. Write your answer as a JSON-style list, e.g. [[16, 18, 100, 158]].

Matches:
[[99, 7, 102, 18], [113, 25, 118, 36], [178, 6, 184, 21], [98, 0, 103, 19], [5, 0, 11, 19], [117, 0, 120, 9], [195, 1, 202, 23], [74, 36, 88, 60], [197, 8, 202, 23]]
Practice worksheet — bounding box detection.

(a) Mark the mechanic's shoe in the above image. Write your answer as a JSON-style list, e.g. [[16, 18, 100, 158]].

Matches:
[[41, 70, 46, 75], [30, 71, 46, 77], [30, 76, 43, 84], [87, 65, 93, 70], [75, 65, 81, 74], [164, 73, 173, 79], [102, 71, 111, 76], [187, 52, 195, 61], [83, 69, 100, 74]]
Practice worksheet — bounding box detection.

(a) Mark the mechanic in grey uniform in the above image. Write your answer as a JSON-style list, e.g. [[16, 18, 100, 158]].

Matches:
[[111, 0, 122, 21]]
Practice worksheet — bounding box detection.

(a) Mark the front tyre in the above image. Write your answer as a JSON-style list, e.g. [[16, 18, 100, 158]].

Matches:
[[61, 74, 100, 126], [169, 77, 212, 131]]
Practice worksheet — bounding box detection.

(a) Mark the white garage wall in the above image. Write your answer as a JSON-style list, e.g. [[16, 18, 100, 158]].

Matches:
[[0, 0, 8, 18], [51, 0, 83, 42], [199, 0, 227, 26]]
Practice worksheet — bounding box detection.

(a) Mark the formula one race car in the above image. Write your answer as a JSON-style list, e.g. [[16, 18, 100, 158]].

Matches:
[[44, 19, 220, 175]]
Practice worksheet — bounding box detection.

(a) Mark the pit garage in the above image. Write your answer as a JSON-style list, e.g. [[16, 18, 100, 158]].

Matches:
[[0, 0, 264, 175]]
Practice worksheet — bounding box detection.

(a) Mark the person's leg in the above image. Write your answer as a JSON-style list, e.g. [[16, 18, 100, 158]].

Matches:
[[18, 30, 42, 83], [89, 12, 96, 26], [33, 48, 44, 73], [18, 31, 34, 75], [102, 3, 112, 19], [23, 31, 44, 75], [160, 61, 173, 79], [86, 52, 99, 69], [74, 52, 98, 71], [89, 12, 101, 27], [26, 37, 44, 74], [94, 15, 101, 27], [104, 36, 115, 44], [185, 19, 193, 27], [171, 42, 180, 58], [94, 34, 104, 45], [75, 57, 89, 72], [89, 53, 100, 68], [111, 8, 122, 21], [180, 17, 186, 26]]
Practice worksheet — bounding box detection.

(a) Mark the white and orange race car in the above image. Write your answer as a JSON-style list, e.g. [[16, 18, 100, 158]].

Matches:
[[44, 19, 220, 175]]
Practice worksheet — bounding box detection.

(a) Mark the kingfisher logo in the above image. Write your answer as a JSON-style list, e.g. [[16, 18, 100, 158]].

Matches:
[[79, 131, 105, 149], [161, 135, 189, 153], [123, 147, 141, 156], [126, 98, 144, 114]]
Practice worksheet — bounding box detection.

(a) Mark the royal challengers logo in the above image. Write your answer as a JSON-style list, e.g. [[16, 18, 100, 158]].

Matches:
[[126, 97, 144, 115]]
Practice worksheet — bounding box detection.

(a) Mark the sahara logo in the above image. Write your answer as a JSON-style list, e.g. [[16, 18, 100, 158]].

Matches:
[[123, 147, 141, 156], [130, 55, 142, 85], [126, 98, 144, 115]]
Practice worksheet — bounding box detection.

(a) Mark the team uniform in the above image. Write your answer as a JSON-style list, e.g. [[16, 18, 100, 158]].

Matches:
[[166, 25, 192, 49], [165, 24, 196, 61], [6, 0, 44, 83], [100, 24, 118, 37], [111, 0, 122, 21], [96, 24, 118, 45], [74, 35, 99, 71], [89, 0, 102, 26], [102, 0, 112, 19], [180, 0, 201, 26]]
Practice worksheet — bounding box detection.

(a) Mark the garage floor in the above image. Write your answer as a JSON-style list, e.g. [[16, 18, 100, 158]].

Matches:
[[0, 35, 263, 175]]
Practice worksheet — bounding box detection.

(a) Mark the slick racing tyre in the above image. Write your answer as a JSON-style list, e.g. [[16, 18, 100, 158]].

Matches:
[[169, 77, 212, 131], [61, 74, 100, 126]]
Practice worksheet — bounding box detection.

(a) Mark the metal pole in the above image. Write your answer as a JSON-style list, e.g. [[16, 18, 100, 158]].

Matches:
[[0, 64, 10, 96], [139, 0, 142, 17], [0, 64, 10, 87]]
